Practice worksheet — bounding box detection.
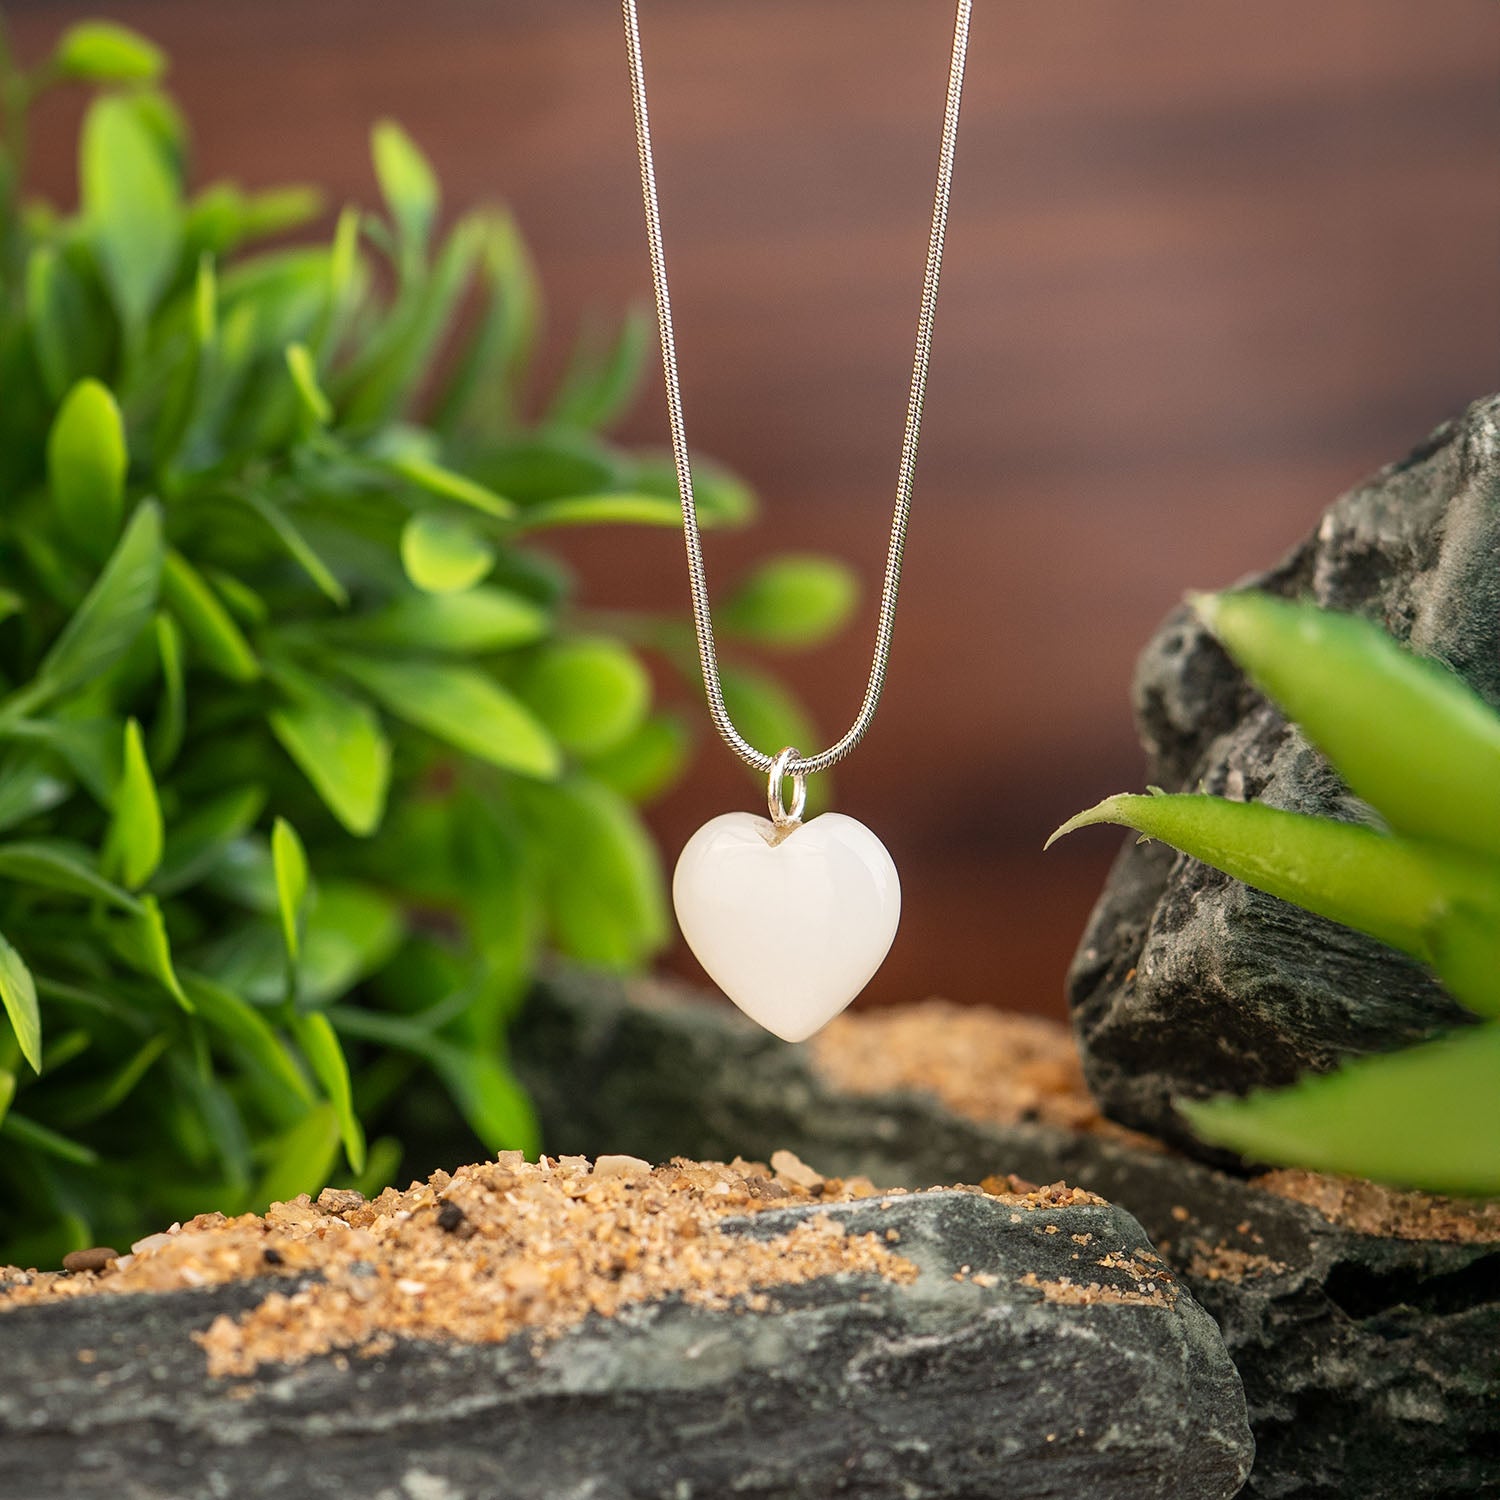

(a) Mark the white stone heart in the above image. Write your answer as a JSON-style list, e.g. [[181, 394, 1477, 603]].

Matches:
[[672, 811, 901, 1043]]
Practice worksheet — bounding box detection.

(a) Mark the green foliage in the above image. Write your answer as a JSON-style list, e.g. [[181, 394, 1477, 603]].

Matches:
[[1051, 592, 1500, 1194], [0, 24, 857, 1264]]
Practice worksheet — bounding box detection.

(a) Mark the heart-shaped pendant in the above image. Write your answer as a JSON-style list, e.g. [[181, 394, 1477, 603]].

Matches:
[[672, 811, 901, 1042]]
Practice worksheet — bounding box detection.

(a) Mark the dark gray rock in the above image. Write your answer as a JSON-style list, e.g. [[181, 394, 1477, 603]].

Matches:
[[513, 967, 1500, 1499], [1067, 395, 1500, 1153], [0, 1185, 1251, 1500]]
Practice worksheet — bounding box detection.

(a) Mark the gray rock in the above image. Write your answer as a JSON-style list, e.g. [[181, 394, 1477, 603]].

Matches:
[[1067, 395, 1500, 1153], [513, 967, 1500, 1499], [0, 1185, 1251, 1500]]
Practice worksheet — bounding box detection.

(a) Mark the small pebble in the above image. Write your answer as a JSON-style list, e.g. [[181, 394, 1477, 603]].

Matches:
[[61, 1248, 118, 1274], [436, 1202, 467, 1233], [316, 1189, 365, 1216], [263, 1248, 285, 1267]]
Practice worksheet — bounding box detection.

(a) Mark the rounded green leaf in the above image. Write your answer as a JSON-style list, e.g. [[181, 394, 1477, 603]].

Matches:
[[335, 587, 548, 655], [719, 555, 858, 649], [400, 512, 495, 594], [47, 379, 127, 553], [517, 637, 651, 758], [585, 713, 692, 805], [54, 21, 165, 82]]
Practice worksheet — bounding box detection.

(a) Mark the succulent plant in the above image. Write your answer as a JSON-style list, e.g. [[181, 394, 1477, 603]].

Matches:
[[0, 19, 856, 1264], [1051, 590, 1500, 1196]]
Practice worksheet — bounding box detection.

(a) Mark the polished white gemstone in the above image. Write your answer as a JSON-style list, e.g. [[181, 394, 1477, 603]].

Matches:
[[672, 811, 901, 1043]]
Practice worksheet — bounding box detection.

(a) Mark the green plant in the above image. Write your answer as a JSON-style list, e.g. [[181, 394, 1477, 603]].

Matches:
[[1050, 590, 1500, 1196], [0, 19, 856, 1265]]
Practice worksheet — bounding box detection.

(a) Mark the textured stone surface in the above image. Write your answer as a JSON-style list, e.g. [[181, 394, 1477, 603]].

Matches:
[[513, 969, 1500, 1499], [1067, 395, 1500, 1153], [0, 1182, 1251, 1500]]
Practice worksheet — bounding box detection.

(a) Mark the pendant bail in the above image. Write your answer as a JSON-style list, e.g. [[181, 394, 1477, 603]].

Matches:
[[767, 745, 807, 830]]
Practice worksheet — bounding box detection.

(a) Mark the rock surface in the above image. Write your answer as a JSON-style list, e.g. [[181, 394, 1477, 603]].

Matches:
[[0, 1174, 1251, 1500], [1067, 394, 1500, 1152], [513, 968, 1500, 1499]]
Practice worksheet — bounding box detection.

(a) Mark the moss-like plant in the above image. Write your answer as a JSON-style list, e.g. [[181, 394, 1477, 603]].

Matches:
[[0, 20, 857, 1264], [1051, 590, 1500, 1196]]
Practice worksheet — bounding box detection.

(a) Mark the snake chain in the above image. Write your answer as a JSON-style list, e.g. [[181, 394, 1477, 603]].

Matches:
[[621, 0, 972, 778]]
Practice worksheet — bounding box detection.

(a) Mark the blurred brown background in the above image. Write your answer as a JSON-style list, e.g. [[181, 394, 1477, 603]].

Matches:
[[10, 0, 1500, 1020]]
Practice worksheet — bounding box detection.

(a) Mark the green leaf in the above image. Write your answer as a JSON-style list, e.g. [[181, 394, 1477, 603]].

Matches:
[[236, 490, 348, 607], [371, 120, 439, 260], [334, 655, 560, 780], [0, 841, 142, 913], [0, 1070, 14, 1129], [1046, 792, 1500, 1019], [546, 307, 651, 432], [161, 549, 260, 682], [509, 492, 683, 533], [268, 667, 391, 836], [256, 1101, 341, 1208], [517, 776, 668, 970], [585, 713, 691, 805], [25, 501, 162, 711], [151, 612, 185, 769], [0, 932, 42, 1075], [183, 973, 312, 1109], [117, 895, 192, 1011], [298, 883, 402, 1006], [384, 453, 513, 518], [517, 637, 651, 758], [26, 249, 109, 404], [289, 1011, 366, 1173], [330, 586, 548, 655], [271, 817, 309, 963], [155, 784, 267, 895], [719, 555, 858, 649], [399, 512, 495, 594], [80, 93, 182, 333], [284, 342, 332, 427], [104, 719, 163, 891], [51, 1032, 171, 1127], [0, 752, 70, 833], [1, 1112, 99, 1167], [54, 21, 165, 82], [1198, 591, 1500, 863], [1181, 1023, 1500, 1196], [426, 1045, 539, 1155]]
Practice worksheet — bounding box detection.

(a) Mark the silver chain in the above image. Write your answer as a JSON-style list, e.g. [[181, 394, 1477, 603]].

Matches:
[[622, 0, 972, 780]]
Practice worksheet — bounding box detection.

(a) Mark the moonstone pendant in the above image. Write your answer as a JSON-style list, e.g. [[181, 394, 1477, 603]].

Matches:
[[672, 809, 901, 1043]]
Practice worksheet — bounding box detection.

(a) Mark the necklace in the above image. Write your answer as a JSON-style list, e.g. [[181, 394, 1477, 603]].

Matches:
[[622, 0, 972, 1043]]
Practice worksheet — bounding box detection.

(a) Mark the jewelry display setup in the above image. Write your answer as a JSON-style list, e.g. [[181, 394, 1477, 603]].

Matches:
[[621, 0, 972, 1041]]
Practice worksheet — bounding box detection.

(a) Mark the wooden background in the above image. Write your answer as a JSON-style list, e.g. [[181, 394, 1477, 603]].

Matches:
[[10, 1, 1500, 1019]]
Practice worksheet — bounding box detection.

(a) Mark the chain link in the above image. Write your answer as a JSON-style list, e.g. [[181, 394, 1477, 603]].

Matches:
[[621, 0, 971, 779]]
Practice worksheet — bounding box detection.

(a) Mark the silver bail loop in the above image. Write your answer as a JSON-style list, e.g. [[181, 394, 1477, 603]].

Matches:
[[767, 745, 807, 830]]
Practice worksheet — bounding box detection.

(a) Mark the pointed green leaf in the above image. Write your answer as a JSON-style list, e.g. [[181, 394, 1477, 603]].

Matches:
[[237, 490, 347, 606], [156, 784, 267, 895], [400, 512, 495, 594], [289, 1010, 365, 1173], [1182, 1022, 1500, 1196], [151, 612, 186, 769], [26, 245, 109, 402], [120, 895, 192, 1011], [1047, 792, 1500, 1018], [104, 719, 163, 890], [517, 637, 650, 758], [330, 586, 548, 655], [509, 492, 682, 533], [284, 342, 332, 427], [719, 555, 859, 649], [47, 379, 126, 552], [0, 841, 142, 913], [268, 668, 391, 835], [1, 1112, 99, 1167], [81, 93, 182, 331], [546, 306, 651, 432], [0, 933, 42, 1075], [26, 501, 162, 710], [371, 120, 439, 258], [427, 1044, 539, 1155], [52, 1032, 171, 1127], [384, 453, 514, 518], [256, 1101, 341, 1208], [271, 817, 309, 963], [161, 549, 260, 682], [54, 21, 165, 82], [1198, 591, 1500, 862], [334, 655, 560, 779], [183, 973, 313, 1109]]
